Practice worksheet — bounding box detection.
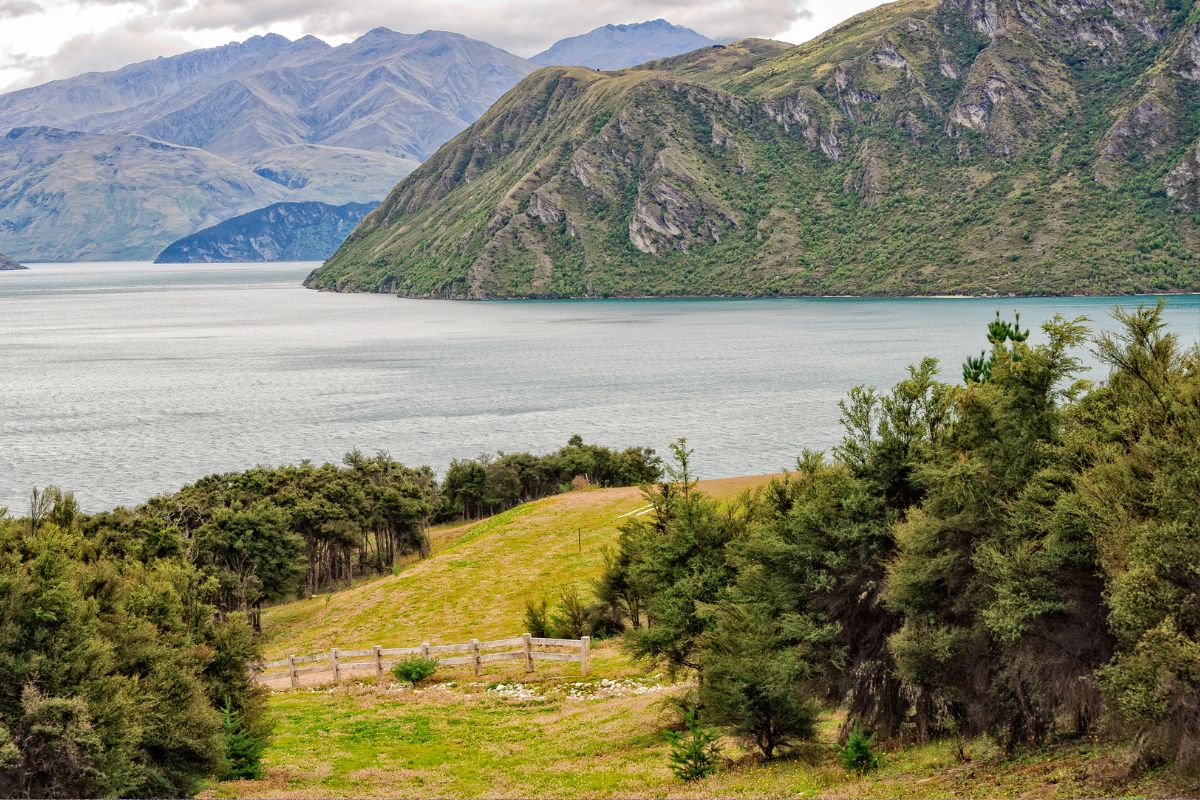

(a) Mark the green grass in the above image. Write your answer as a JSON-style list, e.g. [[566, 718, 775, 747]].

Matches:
[[205, 679, 1181, 799]]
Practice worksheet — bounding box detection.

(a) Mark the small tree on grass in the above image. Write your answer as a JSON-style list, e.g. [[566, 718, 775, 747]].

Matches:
[[391, 657, 438, 686], [837, 725, 880, 774], [219, 699, 268, 780], [667, 706, 721, 781]]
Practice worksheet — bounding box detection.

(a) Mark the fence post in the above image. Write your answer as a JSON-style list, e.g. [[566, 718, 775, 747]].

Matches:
[[288, 655, 298, 689], [471, 638, 482, 677], [374, 645, 384, 684], [580, 636, 590, 677], [523, 632, 534, 673], [421, 642, 431, 660], [331, 648, 340, 683]]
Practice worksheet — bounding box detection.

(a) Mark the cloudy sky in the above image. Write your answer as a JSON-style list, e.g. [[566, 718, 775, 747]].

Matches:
[[0, 0, 886, 91]]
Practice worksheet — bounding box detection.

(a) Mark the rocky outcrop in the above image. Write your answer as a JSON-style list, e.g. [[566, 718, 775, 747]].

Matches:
[[0, 252, 26, 270]]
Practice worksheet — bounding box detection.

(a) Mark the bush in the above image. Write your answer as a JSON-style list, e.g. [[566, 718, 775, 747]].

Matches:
[[667, 707, 721, 782], [391, 657, 438, 685], [219, 698, 269, 780], [837, 725, 880, 774], [523, 597, 551, 638]]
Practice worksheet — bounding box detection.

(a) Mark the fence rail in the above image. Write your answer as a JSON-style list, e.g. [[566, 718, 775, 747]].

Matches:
[[253, 633, 591, 689]]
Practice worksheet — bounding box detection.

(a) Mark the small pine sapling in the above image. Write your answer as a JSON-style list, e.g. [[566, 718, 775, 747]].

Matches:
[[667, 707, 721, 782]]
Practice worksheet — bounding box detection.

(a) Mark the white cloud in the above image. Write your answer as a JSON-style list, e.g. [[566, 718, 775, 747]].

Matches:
[[0, 0, 889, 90]]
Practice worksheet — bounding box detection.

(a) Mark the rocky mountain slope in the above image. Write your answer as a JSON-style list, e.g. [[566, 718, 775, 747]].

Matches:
[[155, 201, 378, 263], [531, 19, 720, 70], [0, 251, 25, 269], [0, 22, 721, 262], [312, 0, 1200, 298]]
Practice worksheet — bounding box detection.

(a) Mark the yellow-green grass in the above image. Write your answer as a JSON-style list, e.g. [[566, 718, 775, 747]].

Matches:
[[206, 680, 1178, 799], [260, 476, 774, 660]]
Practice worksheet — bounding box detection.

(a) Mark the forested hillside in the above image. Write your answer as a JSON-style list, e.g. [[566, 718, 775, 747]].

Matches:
[[313, 0, 1200, 297]]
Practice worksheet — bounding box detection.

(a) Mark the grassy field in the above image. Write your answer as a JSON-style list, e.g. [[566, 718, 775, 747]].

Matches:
[[206, 676, 1177, 799], [208, 477, 1190, 799]]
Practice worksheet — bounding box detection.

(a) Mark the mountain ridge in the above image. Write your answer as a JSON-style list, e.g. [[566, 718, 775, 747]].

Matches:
[[310, 0, 1200, 298], [154, 200, 379, 263]]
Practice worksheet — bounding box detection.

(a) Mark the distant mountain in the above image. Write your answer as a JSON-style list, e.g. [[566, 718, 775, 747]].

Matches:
[[312, 0, 1200, 298], [0, 251, 25, 269], [0, 126, 290, 261], [155, 201, 378, 263], [531, 19, 720, 70], [0, 29, 530, 260]]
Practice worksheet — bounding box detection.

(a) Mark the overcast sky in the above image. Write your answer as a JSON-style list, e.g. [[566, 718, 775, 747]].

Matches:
[[0, 0, 887, 91]]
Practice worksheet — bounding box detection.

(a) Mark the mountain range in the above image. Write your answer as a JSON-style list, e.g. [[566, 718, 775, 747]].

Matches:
[[155, 201, 378, 263], [310, 0, 1200, 298], [0, 20, 721, 262]]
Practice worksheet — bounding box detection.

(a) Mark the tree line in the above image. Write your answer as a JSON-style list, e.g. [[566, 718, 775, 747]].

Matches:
[[591, 305, 1200, 776]]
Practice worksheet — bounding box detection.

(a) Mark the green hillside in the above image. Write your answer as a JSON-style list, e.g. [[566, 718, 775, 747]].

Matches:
[[309, 0, 1200, 298]]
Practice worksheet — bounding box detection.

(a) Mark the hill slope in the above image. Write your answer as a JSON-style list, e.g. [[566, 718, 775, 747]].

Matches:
[[154, 200, 378, 263], [311, 0, 1200, 298], [531, 19, 721, 70], [259, 476, 768, 659], [0, 127, 289, 261]]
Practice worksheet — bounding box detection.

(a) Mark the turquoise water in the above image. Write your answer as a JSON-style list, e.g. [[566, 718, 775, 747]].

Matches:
[[3, 261, 1199, 511]]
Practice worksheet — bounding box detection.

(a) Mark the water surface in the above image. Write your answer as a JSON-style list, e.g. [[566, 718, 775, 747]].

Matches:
[[3, 261, 1199, 511]]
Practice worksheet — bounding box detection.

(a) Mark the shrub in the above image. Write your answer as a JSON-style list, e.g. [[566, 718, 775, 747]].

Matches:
[[391, 657, 438, 685], [219, 698, 269, 780], [837, 725, 880, 774], [667, 707, 721, 782], [523, 597, 551, 638]]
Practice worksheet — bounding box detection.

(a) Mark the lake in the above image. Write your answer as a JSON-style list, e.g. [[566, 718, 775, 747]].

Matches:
[[2, 261, 1199, 511]]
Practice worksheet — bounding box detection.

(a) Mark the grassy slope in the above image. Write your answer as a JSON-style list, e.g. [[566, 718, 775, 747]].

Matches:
[[210, 475, 1194, 799], [260, 475, 770, 659]]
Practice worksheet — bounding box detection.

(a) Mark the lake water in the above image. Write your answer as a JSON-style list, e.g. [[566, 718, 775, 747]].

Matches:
[[3, 261, 1199, 511]]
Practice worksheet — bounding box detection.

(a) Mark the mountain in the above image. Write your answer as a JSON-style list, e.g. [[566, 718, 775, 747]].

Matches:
[[0, 29, 531, 260], [155, 201, 378, 263], [0, 126, 291, 261], [0, 251, 25, 269], [311, 0, 1200, 298], [531, 19, 721, 70]]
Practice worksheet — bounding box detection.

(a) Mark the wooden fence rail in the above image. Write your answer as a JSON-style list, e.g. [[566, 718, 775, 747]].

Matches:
[[253, 633, 590, 689]]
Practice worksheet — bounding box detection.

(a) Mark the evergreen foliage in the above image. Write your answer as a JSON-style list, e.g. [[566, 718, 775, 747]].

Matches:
[[666, 707, 721, 782], [837, 725, 881, 774], [606, 304, 1200, 776], [391, 657, 438, 686]]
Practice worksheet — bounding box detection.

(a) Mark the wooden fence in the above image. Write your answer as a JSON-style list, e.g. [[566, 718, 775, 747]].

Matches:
[[253, 634, 591, 689]]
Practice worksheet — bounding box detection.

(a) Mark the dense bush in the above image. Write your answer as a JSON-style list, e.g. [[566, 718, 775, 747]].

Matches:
[[391, 657, 438, 686], [607, 304, 1200, 777], [0, 491, 266, 797]]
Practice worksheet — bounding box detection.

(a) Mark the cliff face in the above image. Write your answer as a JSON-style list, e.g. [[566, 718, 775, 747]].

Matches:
[[312, 0, 1200, 298], [155, 201, 378, 263]]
